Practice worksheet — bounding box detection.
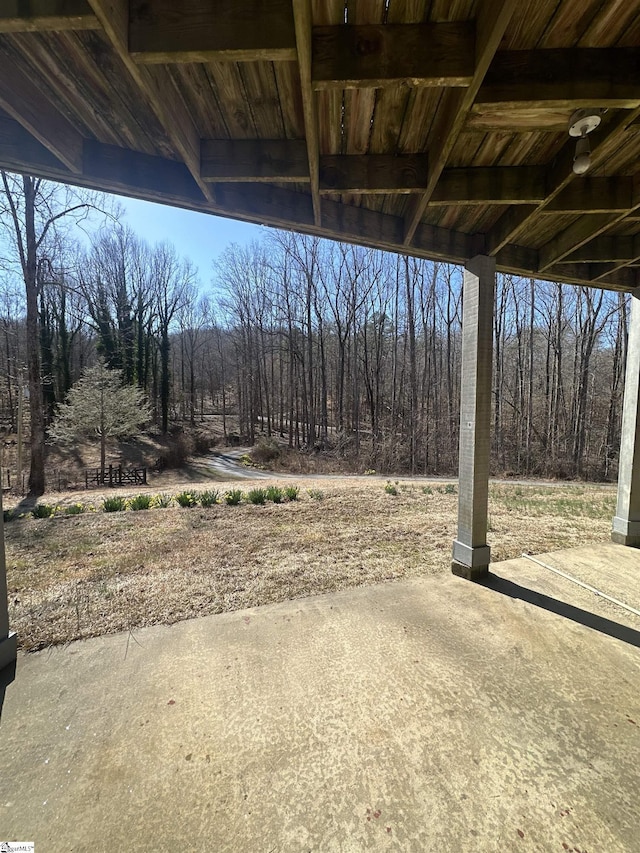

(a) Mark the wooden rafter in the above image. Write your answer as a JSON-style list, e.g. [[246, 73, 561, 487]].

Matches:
[[402, 0, 519, 246], [565, 235, 640, 264], [129, 0, 297, 64], [0, 55, 83, 173], [429, 167, 546, 206], [312, 22, 474, 89], [86, 0, 214, 202], [319, 155, 429, 194], [293, 0, 321, 227], [0, 0, 99, 32]]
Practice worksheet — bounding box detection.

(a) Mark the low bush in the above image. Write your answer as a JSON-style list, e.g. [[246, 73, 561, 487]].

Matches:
[[199, 489, 219, 507], [444, 483, 456, 495], [224, 489, 243, 506], [251, 438, 281, 466], [266, 485, 283, 504], [284, 485, 299, 501], [152, 493, 173, 508], [32, 503, 55, 519], [128, 494, 152, 511], [175, 491, 198, 508], [384, 481, 399, 496], [103, 496, 126, 513], [64, 503, 85, 515], [247, 488, 267, 505], [308, 489, 324, 501]]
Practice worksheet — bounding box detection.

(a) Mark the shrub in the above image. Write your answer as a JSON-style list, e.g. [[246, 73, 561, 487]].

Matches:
[[364, 469, 376, 476], [247, 488, 267, 505], [103, 496, 126, 513], [284, 485, 299, 501], [175, 491, 197, 508], [251, 438, 281, 466], [32, 503, 55, 519], [384, 481, 399, 496], [224, 489, 243, 506], [128, 494, 152, 511], [199, 489, 219, 508], [422, 486, 433, 495], [308, 489, 324, 501], [153, 493, 173, 508], [266, 485, 283, 504], [444, 483, 456, 495], [64, 503, 85, 515]]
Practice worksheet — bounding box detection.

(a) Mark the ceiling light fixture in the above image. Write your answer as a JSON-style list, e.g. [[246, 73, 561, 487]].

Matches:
[[568, 109, 602, 176]]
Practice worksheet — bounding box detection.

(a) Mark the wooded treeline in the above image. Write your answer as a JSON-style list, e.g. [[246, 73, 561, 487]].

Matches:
[[0, 174, 631, 491]]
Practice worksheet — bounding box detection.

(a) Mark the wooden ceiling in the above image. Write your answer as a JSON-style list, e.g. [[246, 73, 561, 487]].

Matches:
[[1, 0, 640, 291]]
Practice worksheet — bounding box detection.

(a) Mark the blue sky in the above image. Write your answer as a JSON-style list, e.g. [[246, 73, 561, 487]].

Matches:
[[117, 196, 266, 286]]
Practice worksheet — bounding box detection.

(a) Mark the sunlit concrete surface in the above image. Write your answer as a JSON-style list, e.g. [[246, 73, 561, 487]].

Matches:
[[1, 544, 639, 852]]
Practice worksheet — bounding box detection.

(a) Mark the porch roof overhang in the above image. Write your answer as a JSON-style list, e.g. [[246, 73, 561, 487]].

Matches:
[[1, 0, 640, 292]]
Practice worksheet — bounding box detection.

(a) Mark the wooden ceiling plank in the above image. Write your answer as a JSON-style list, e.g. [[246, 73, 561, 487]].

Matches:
[[0, 52, 83, 173], [0, 0, 99, 32], [312, 22, 475, 89], [429, 166, 547, 205], [477, 48, 640, 110], [539, 214, 635, 271], [129, 0, 297, 64], [319, 154, 428, 193], [201, 139, 309, 182], [403, 0, 519, 245], [86, 0, 214, 202], [293, 0, 322, 226]]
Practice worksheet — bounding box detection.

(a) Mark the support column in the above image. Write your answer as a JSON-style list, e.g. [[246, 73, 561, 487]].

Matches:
[[0, 486, 17, 670], [612, 293, 640, 547], [452, 255, 495, 580]]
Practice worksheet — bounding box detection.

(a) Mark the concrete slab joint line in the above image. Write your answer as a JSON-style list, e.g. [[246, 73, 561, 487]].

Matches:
[[612, 292, 640, 547], [452, 255, 495, 580]]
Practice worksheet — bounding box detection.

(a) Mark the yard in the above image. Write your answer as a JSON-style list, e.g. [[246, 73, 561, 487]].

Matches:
[[5, 477, 617, 651]]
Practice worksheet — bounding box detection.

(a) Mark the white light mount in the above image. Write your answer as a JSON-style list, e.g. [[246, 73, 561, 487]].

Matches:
[[568, 109, 603, 176]]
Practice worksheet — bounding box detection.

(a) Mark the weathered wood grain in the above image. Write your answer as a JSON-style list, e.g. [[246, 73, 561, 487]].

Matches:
[[0, 0, 98, 32], [201, 139, 309, 182]]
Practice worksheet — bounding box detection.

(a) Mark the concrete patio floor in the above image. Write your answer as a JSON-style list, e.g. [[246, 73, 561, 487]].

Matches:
[[1, 543, 639, 852]]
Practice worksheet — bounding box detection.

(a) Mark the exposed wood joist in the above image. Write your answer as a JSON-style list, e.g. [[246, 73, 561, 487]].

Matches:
[[402, 0, 518, 245], [565, 235, 640, 264], [546, 263, 637, 292], [200, 140, 309, 183], [319, 155, 428, 194], [86, 0, 214, 202], [293, 0, 321, 227], [312, 22, 474, 89], [542, 178, 635, 214], [477, 48, 640, 110], [485, 106, 640, 256], [129, 0, 297, 64], [0, 54, 83, 173], [539, 175, 640, 271], [0, 0, 99, 32], [429, 167, 546, 205]]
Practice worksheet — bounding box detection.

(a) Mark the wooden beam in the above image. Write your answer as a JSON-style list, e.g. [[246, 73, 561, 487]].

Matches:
[[86, 0, 214, 202], [293, 0, 321, 226], [564, 236, 640, 264], [0, 112, 71, 179], [0, 54, 83, 173], [312, 22, 474, 89], [403, 0, 518, 245], [201, 140, 309, 182], [319, 155, 428, 194], [478, 48, 640, 110], [0, 0, 99, 32], [430, 167, 547, 205], [539, 215, 633, 271], [546, 263, 637, 292], [129, 0, 296, 63], [542, 178, 634, 214]]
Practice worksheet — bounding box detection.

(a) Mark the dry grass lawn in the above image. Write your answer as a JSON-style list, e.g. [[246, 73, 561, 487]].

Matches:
[[5, 477, 617, 651]]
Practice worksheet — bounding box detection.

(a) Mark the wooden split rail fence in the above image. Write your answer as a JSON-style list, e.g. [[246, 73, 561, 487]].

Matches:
[[85, 466, 147, 489]]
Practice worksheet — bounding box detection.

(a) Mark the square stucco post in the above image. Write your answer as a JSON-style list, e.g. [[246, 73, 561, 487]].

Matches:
[[612, 292, 640, 547], [452, 255, 495, 580], [0, 487, 17, 670]]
